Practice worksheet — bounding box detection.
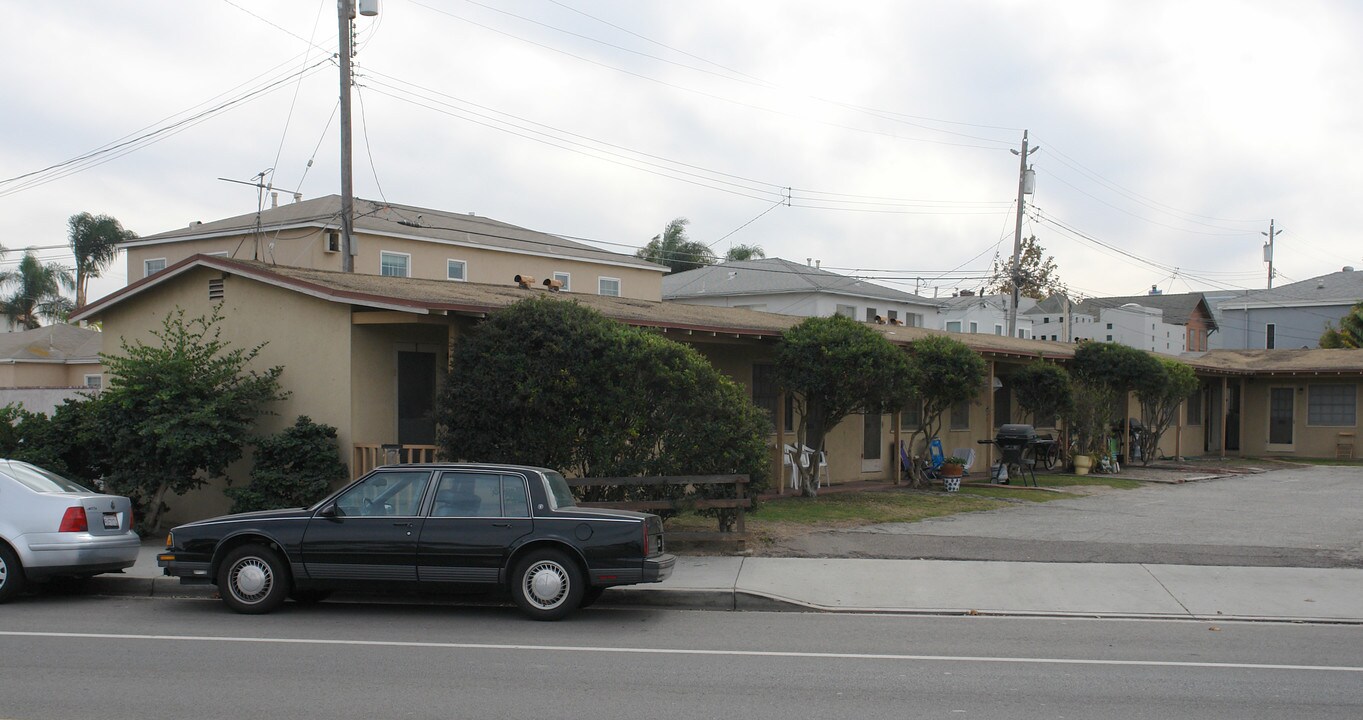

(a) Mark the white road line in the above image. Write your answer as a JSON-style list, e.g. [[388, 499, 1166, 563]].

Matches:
[[2, 630, 1361, 673]]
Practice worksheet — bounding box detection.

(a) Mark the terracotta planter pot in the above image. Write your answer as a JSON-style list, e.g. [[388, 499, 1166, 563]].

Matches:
[[941, 463, 964, 478]]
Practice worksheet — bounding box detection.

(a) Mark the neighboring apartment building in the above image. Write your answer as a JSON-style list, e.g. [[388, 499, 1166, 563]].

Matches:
[[119, 194, 669, 301], [661, 257, 942, 327], [1025, 291, 1205, 356], [939, 293, 1036, 339], [1208, 267, 1363, 350], [0, 324, 104, 414]]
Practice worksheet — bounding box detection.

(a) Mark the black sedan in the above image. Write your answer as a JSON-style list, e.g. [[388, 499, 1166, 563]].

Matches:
[[158, 463, 675, 620]]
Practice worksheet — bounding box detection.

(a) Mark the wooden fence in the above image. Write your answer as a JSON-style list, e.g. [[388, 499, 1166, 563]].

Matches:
[[566, 475, 750, 545]]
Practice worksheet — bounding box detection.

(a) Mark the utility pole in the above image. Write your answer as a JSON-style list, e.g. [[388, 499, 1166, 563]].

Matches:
[[337, 0, 356, 271], [1262, 219, 1281, 289], [1007, 130, 1039, 338]]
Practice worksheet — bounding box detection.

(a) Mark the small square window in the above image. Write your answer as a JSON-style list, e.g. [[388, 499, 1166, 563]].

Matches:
[[969, 321, 978, 333], [866, 308, 878, 322], [598, 277, 620, 297], [946, 321, 962, 332], [381, 251, 410, 278], [836, 304, 856, 318], [447, 259, 467, 281], [83, 374, 103, 390], [553, 272, 571, 292], [144, 258, 167, 277]]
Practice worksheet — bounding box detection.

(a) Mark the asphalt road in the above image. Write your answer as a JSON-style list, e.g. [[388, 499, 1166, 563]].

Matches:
[[2, 594, 1361, 719], [779, 464, 1363, 567]]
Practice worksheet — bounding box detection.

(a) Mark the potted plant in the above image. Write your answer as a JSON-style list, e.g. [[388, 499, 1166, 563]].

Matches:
[[940, 455, 967, 492]]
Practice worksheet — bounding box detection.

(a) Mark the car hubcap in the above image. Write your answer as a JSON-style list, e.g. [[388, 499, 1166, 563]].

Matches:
[[0, 558, 7, 588], [525, 561, 568, 609], [230, 558, 272, 602]]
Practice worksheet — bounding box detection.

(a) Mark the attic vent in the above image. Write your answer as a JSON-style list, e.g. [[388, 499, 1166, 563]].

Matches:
[[208, 278, 225, 300]]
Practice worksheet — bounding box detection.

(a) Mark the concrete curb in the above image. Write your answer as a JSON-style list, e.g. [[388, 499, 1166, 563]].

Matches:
[[79, 573, 1363, 625]]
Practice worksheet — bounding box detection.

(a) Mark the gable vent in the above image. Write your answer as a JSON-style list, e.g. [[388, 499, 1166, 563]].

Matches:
[[208, 278, 225, 300]]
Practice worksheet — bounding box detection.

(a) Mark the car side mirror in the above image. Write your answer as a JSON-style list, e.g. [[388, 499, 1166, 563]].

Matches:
[[317, 503, 339, 519]]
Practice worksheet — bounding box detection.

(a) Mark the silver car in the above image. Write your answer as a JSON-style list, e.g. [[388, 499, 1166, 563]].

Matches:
[[0, 459, 140, 602]]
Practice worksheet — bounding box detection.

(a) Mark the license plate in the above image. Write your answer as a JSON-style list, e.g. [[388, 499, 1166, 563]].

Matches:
[[103, 513, 119, 530]]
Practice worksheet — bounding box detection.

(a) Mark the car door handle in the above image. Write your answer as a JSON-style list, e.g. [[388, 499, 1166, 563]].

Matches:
[[492, 522, 512, 528], [392, 522, 413, 528]]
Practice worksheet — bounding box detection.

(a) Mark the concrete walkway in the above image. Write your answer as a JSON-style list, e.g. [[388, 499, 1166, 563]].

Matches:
[[81, 542, 1363, 624]]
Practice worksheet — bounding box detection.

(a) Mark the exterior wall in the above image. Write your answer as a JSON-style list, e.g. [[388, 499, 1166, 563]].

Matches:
[[127, 228, 664, 301], [349, 322, 452, 451], [96, 267, 355, 525], [941, 301, 1034, 339], [1213, 304, 1354, 350], [0, 387, 93, 415], [0, 362, 103, 391], [1236, 379, 1360, 457]]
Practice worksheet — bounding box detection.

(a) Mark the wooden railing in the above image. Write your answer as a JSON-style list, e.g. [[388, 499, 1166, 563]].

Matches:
[[566, 475, 750, 546], [352, 444, 439, 479]]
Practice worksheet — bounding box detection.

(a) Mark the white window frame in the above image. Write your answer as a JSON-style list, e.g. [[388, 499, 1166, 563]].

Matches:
[[969, 321, 978, 334], [447, 259, 467, 282], [553, 271, 571, 292], [945, 321, 962, 332], [83, 374, 103, 390], [835, 304, 856, 318], [380, 251, 411, 278], [143, 258, 167, 277], [598, 276, 621, 297]]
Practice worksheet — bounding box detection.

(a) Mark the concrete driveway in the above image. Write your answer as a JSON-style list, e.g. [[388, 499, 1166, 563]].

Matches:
[[775, 464, 1363, 567]]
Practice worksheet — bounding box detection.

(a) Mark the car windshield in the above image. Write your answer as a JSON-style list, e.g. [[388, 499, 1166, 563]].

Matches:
[[0, 460, 92, 493], [543, 471, 577, 510]]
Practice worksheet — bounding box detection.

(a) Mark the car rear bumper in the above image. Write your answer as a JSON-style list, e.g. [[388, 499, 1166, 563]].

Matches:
[[642, 553, 676, 583], [18, 532, 141, 579]]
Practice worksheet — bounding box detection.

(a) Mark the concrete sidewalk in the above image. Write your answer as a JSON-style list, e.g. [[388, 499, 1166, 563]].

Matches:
[[79, 541, 1363, 624]]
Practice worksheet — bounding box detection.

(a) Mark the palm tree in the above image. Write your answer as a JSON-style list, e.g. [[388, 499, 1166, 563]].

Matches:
[[1, 250, 76, 330], [68, 212, 136, 308], [635, 217, 715, 273], [725, 244, 766, 262]]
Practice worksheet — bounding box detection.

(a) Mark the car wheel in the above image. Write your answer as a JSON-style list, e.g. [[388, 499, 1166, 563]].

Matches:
[[290, 588, 333, 605], [511, 549, 583, 621], [0, 544, 26, 604], [218, 545, 291, 614], [578, 586, 605, 609]]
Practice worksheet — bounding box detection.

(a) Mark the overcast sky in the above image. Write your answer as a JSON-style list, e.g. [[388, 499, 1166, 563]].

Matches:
[[5, 0, 1362, 305]]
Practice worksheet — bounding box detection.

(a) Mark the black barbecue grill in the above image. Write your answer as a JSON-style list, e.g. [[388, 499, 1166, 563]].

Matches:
[[978, 424, 1046, 486]]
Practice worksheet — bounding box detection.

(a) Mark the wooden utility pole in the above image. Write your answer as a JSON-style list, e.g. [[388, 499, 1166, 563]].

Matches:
[[1007, 130, 1037, 338], [338, 0, 356, 271]]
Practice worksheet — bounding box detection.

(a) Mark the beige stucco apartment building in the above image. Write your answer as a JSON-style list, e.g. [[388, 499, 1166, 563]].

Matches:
[[64, 194, 1358, 524]]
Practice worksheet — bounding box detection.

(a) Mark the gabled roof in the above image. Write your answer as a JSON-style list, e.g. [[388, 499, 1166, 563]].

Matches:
[[120, 194, 667, 273], [1076, 292, 1216, 329], [1215, 269, 1363, 309], [72, 255, 1073, 362], [0, 324, 102, 363], [662, 257, 940, 306]]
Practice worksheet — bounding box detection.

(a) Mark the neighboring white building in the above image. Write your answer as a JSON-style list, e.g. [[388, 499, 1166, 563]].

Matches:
[[939, 293, 1036, 339], [662, 257, 942, 327], [1025, 293, 1199, 355]]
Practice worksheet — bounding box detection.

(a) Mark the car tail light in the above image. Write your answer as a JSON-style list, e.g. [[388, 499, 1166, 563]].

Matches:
[[59, 507, 88, 533], [642, 523, 651, 556]]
